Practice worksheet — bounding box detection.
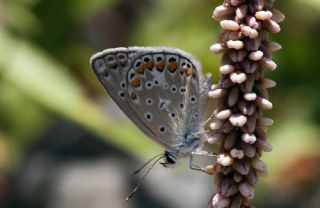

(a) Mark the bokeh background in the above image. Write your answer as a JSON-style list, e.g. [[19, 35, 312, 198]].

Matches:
[[0, 0, 320, 207]]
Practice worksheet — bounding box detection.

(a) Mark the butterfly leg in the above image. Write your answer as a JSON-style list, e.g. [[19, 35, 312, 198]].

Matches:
[[189, 154, 208, 174], [189, 151, 217, 174], [203, 114, 215, 125], [191, 150, 217, 157]]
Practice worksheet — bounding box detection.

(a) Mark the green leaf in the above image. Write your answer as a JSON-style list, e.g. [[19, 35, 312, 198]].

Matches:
[[0, 28, 160, 159]]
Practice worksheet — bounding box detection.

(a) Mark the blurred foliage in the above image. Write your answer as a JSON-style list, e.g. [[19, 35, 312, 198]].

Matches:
[[0, 0, 320, 206]]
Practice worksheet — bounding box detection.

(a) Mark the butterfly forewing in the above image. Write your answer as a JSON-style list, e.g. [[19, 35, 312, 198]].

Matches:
[[91, 48, 159, 140], [91, 47, 211, 151]]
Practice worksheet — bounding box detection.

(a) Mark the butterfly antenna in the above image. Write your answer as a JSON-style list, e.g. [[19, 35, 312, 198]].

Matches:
[[126, 155, 165, 201], [131, 153, 164, 175]]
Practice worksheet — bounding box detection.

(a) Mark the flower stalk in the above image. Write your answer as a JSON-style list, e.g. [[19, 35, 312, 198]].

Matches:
[[206, 1, 284, 207]]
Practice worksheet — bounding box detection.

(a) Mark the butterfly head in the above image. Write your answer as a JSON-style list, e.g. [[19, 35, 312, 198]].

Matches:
[[162, 151, 178, 168]]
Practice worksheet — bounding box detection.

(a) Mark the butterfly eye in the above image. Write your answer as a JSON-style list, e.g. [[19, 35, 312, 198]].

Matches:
[[165, 153, 176, 164], [170, 112, 176, 118]]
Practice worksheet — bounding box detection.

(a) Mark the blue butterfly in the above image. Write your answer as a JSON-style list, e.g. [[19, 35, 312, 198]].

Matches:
[[90, 47, 213, 170]]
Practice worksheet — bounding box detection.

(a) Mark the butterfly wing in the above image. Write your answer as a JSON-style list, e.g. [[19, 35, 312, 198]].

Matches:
[[90, 48, 159, 140], [90, 47, 211, 151]]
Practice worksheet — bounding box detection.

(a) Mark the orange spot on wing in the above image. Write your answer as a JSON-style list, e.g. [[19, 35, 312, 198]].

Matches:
[[156, 61, 165, 71], [185, 66, 193, 76], [167, 62, 178, 73], [144, 61, 154, 70], [131, 91, 137, 100], [131, 78, 141, 88], [135, 66, 145, 74]]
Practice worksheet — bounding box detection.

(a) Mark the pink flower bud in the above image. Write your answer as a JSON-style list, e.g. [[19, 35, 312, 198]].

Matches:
[[217, 154, 234, 166], [229, 114, 247, 127], [239, 182, 255, 199], [220, 20, 240, 31], [255, 11, 273, 20]]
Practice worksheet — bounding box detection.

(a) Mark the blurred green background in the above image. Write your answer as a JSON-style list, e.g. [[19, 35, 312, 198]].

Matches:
[[0, 0, 320, 207]]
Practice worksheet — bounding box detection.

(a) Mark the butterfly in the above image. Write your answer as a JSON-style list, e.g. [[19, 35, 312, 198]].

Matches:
[[90, 47, 213, 170]]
